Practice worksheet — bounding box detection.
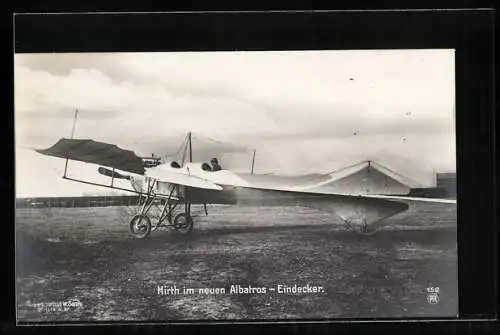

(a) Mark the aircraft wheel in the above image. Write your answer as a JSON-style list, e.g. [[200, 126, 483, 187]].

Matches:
[[173, 213, 193, 234], [351, 225, 381, 236], [129, 214, 152, 239]]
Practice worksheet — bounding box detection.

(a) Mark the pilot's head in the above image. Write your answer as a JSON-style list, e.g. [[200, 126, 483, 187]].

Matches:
[[210, 158, 218, 165]]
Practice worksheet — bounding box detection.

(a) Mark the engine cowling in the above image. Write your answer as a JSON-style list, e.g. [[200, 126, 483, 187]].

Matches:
[[97, 167, 130, 180], [142, 157, 162, 168]]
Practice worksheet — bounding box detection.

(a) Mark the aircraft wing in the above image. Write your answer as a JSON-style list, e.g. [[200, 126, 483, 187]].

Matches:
[[35, 138, 224, 192], [36, 138, 145, 175], [146, 168, 223, 191], [358, 194, 457, 204]]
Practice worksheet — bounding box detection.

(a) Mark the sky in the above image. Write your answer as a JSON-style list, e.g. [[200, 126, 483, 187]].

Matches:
[[15, 50, 456, 197]]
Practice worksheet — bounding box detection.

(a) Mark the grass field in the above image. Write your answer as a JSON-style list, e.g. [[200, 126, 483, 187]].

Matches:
[[16, 202, 458, 322]]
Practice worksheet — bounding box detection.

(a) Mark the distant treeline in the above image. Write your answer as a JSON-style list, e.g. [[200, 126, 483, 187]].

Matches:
[[16, 195, 141, 208], [408, 187, 456, 199]]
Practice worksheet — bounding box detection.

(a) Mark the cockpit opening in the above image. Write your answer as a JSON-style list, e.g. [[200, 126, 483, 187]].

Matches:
[[201, 163, 212, 171]]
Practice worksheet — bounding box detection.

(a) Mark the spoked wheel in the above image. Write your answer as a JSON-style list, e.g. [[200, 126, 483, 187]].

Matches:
[[173, 213, 194, 234], [129, 214, 152, 239]]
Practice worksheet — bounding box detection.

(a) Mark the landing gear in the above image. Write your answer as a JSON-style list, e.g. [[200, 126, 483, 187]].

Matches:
[[341, 217, 383, 236], [128, 180, 198, 238], [129, 214, 152, 239], [173, 202, 193, 234]]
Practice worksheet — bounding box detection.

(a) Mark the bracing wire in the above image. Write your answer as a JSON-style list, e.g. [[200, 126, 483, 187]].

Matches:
[[161, 134, 188, 161], [192, 133, 226, 145], [323, 160, 368, 176], [323, 159, 423, 188], [370, 160, 423, 188], [191, 132, 253, 153], [174, 135, 189, 159], [180, 133, 189, 166], [172, 136, 188, 157], [154, 131, 255, 168]]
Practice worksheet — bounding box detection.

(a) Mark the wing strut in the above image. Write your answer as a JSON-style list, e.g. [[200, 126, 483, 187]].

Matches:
[[251, 149, 256, 174], [188, 131, 193, 163], [63, 109, 79, 178]]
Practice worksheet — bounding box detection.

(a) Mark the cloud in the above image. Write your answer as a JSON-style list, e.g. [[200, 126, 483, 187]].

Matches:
[[14, 65, 281, 149], [15, 50, 456, 196]]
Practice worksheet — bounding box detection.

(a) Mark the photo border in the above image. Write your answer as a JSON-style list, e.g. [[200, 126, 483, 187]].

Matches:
[[5, 8, 496, 333]]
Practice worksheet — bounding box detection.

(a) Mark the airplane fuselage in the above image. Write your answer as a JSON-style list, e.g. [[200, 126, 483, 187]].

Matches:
[[135, 162, 411, 226]]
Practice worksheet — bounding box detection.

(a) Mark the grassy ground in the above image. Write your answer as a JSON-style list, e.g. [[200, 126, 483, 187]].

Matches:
[[16, 203, 457, 322]]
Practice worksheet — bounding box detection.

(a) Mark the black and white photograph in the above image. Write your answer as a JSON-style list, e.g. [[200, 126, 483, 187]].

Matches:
[[15, 50, 458, 322]]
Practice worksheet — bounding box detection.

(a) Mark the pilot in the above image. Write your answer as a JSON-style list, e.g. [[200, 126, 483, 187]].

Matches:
[[210, 158, 222, 171]]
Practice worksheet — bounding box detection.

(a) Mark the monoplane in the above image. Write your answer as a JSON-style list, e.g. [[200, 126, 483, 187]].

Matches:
[[34, 116, 456, 238]]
